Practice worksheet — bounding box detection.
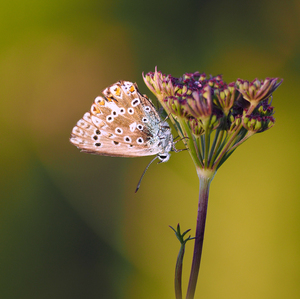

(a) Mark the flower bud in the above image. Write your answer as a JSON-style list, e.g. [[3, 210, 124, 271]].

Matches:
[[236, 77, 282, 110], [189, 118, 205, 136]]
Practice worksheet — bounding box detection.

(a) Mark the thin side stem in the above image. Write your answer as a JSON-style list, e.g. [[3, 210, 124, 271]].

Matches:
[[208, 129, 225, 167], [212, 123, 243, 170], [186, 175, 212, 299], [208, 129, 221, 165], [191, 135, 204, 168], [179, 119, 202, 168], [204, 129, 211, 168], [174, 244, 185, 299]]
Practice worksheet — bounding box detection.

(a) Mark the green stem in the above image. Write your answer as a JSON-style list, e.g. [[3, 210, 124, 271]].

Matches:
[[208, 129, 220, 165], [191, 135, 204, 168], [204, 129, 211, 168], [208, 129, 224, 167], [179, 119, 202, 169], [186, 174, 212, 299], [174, 243, 185, 299], [212, 124, 243, 170]]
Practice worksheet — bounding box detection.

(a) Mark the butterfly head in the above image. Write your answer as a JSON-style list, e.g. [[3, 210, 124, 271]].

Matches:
[[158, 152, 170, 163]]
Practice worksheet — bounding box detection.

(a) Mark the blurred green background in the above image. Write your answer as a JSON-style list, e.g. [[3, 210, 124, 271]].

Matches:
[[0, 0, 298, 298]]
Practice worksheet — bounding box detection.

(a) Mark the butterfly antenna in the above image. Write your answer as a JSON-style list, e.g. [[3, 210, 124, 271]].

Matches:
[[135, 156, 159, 193]]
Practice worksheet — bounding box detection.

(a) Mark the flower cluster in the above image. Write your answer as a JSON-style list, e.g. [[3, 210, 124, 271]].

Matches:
[[143, 68, 282, 177]]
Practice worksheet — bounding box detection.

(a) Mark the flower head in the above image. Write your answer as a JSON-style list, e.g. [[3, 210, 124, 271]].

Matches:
[[236, 77, 282, 113], [214, 82, 240, 116], [242, 98, 275, 133], [143, 67, 176, 100], [144, 68, 282, 177]]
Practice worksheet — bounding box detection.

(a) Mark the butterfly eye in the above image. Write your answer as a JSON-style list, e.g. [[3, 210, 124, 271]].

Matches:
[[144, 106, 151, 113], [106, 115, 114, 123], [95, 129, 101, 135], [92, 135, 98, 140], [137, 137, 144, 144], [142, 117, 148, 123], [128, 108, 134, 115], [137, 124, 143, 130], [115, 127, 123, 134], [131, 98, 140, 107], [119, 108, 125, 114], [158, 153, 170, 162], [124, 136, 132, 143], [94, 142, 102, 147], [112, 110, 118, 116]]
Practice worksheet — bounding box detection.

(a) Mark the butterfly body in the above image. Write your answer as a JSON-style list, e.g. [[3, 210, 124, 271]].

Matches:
[[70, 81, 174, 162]]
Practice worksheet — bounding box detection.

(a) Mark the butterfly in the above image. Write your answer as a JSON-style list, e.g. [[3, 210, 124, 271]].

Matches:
[[70, 81, 178, 191]]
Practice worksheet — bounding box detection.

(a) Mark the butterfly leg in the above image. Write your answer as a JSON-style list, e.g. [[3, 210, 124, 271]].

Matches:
[[172, 136, 189, 153], [172, 147, 188, 153]]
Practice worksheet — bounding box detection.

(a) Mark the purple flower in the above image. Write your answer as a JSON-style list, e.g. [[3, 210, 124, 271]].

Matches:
[[236, 77, 282, 113], [143, 68, 282, 172]]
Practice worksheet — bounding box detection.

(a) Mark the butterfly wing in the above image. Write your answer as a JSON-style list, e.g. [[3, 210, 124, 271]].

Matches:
[[70, 81, 163, 157]]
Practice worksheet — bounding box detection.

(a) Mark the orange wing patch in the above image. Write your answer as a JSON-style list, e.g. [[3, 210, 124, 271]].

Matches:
[[91, 104, 101, 114]]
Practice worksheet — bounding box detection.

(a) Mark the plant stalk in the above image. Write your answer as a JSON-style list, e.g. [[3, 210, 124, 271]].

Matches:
[[174, 243, 185, 299], [186, 175, 211, 299]]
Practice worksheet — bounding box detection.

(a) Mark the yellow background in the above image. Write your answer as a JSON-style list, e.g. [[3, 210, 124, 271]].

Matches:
[[0, 0, 298, 298]]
